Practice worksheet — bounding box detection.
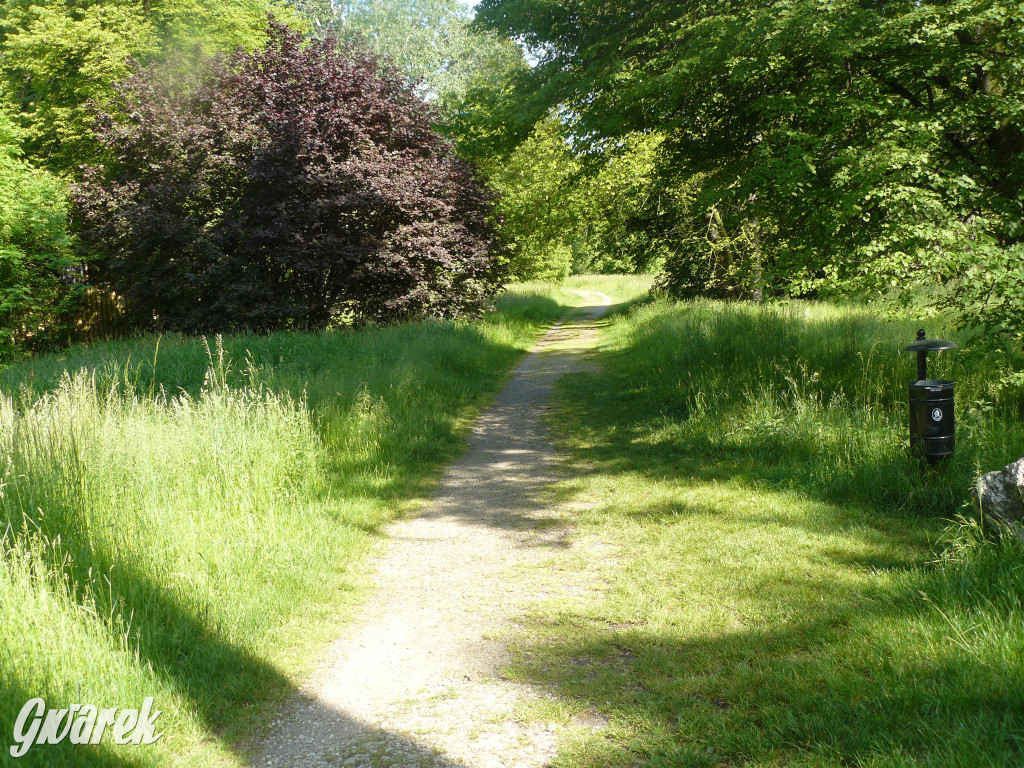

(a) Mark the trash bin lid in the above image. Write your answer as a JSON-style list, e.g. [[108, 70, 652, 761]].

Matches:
[[908, 379, 954, 391], [905, 339, 958, 352]]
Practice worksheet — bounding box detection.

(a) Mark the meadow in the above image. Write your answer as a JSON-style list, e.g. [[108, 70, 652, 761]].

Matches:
[[516, 297, 1024, 767], [3, 279, 1022, 767], [0, 281, 591, 767]]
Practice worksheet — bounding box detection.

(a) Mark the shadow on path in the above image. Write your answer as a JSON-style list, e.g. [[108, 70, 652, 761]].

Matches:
[[256, 291, 617, 768]]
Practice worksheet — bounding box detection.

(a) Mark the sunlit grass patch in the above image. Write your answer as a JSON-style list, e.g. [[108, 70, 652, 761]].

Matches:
[[529, 297, 1024, 767]]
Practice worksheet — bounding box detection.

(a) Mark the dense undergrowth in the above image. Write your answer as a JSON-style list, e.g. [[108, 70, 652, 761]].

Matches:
[[0, 282, 583, 767], [531, 298, 1024, 767]]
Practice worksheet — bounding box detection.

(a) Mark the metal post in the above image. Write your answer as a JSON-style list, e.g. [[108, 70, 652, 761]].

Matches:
[[916, 329, 927, 381]]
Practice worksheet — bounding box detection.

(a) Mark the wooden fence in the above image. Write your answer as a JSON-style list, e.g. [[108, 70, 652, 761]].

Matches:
[[70, 287, 132, 344]]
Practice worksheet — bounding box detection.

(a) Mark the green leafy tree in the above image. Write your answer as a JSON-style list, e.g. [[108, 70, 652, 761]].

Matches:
[[300, 0, 523, 105], [0, 0, 300, 173], [0, 105, 78, 357], [482, 117, 578, 279], [474, 116, 671, 279], [0, 1, 156, 173], [475, 0, 1024, 316], [568, 132, 671, 275]]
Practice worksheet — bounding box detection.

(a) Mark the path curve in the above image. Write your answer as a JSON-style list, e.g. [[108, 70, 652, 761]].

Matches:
[[257, 290, 612, 768]]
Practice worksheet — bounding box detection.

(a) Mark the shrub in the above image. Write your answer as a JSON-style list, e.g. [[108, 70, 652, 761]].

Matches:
[[0, 109, 78, 358], [74, 19, 504, 332]]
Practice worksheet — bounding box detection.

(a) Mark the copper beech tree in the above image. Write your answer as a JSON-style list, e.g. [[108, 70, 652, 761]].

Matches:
[[74, 20, 504, 331]]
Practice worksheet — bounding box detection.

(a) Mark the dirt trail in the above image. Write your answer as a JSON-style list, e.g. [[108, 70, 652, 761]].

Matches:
[[257, 290, 612, 768]]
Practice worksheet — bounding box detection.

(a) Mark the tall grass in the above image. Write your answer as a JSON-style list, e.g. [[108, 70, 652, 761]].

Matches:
[[599, 298, 1024, 688], [609, 299, 1024, 515], [0, 283, 581, 767], [528, 297, 1024, 767]]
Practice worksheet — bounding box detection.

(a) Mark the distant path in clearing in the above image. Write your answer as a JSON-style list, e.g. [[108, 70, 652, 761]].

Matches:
[[257, 290, 613, 768]]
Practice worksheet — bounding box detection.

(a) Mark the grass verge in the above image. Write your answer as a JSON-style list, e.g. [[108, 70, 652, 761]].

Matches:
[[0, 282, 583, 767], [519, 298, 1024, 767]]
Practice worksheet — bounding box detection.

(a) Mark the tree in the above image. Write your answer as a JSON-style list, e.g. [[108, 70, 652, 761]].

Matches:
[[74, 20, 504, 331], [295, 0, 524, 106], [482, 117, 578, 279], [482, 119, 669, 279], [567, 132, 672, 275], [475, 0, 1024, 316], [0, 105, 78, 357], [0, 0, 300, 174]]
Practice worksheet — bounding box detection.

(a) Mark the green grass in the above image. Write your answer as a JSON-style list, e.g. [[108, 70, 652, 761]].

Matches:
[[516, 297, 1024, 767], [560, 274, 655, 305], [13, 277, 1014, 767], [0, 281, 590, 767]]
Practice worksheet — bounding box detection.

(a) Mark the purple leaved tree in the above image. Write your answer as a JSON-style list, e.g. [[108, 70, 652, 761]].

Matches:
[[74, 19, 505, 331]]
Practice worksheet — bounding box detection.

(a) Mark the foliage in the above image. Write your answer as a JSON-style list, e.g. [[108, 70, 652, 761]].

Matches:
[[293, 0, 524, 106], [73, 20, 504, 333], [567, 132, 671, 275], [483, 117, 577, 280], [943, 242, 1024, 356], [0, 106, 78, 358], [480, 119, 672, 279], [475, 0, 1024, 322], [0, 0, 298, 174]]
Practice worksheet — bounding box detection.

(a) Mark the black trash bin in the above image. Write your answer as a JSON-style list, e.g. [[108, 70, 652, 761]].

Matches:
[[904, 329, 957, 463], [908, 379, 954, 460]]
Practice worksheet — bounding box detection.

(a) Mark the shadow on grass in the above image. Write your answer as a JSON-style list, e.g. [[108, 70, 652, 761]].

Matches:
[[547, 297, 1002, 527], [517, 300, 1024, 766], [513, 602, 1023, 766], [507, 497, 1024, 765], [2, 468, 474, 768]]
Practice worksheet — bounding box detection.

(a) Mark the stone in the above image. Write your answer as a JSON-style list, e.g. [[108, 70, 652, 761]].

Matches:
[[971, 457, 1024, 534]]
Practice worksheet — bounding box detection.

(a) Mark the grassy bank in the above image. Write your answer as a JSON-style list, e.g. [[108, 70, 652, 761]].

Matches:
[[0, 282, 588, 767], [522, 298, 1024, 767]]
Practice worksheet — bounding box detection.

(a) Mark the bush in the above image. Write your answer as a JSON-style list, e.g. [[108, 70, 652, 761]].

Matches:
[[0, 109, 78, 358], [74, 19, 504, 332]]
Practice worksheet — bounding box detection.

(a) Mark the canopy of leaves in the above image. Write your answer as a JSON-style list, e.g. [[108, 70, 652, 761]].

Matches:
[[293, 0, 525, 106], [0, 0, 300, 174], [476, 0, 1024, 333], [73, 20, 504, 332], [483, 118, 669, 279], [483, 117, 577, 279], [0, 106, 78, 357]]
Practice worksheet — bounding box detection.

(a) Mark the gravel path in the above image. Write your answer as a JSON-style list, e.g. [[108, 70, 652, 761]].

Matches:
[[257, 290, 612, 768]]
